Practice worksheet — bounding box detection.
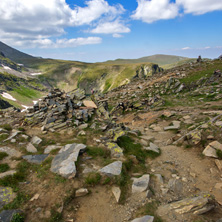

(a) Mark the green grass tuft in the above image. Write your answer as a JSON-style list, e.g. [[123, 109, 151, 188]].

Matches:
[[85, 172, 101, 185], [0, 152, 9, 160], [0, 163, 10, 173]]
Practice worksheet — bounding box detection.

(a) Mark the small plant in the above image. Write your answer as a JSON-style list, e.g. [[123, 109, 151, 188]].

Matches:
[[85, 172, 101, 185], [0, 152, 8, 160], [49, 208, 63, 222], [87, 146, 110, 158], [0, 134, 9, 141], [11, 213, 25, 222], [102, 177, 111, 185], [216, 149, 222, 159], [17, 127, 25, 132], [0, 124, 12, 131], [0, 163, 10, 173]]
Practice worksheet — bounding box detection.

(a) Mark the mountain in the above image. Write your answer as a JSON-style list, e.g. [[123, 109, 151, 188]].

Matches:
[[104, 54, 189, 66], [0, 41, 35, 65]]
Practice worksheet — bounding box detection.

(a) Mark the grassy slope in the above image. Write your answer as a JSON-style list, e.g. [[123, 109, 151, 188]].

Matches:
[[104, 54, 189, 66]]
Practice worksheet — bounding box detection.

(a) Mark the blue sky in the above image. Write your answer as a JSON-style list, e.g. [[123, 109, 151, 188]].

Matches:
[[0, 0, 222, 62]]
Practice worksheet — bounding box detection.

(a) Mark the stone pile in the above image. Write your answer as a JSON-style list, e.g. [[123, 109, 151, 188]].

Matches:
[[25, 88, 96, 131]]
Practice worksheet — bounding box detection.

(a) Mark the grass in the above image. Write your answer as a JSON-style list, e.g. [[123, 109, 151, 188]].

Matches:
[[0, 163, 10, 173], [0, 123, 12, 131], [48, 208, 63, 222], [216, 149, 222, 159], [136, 201, 163, 222], [85, 172, 101, 185], [87, 146, 110, 158], [11, 213, 25, 222], [0, 151, 8, 160]]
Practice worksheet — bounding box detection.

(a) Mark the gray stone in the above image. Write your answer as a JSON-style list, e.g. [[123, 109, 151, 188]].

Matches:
[[44, 145, 62, 154], [0, 147, 21, 157], [167, 178, 183, 194], [99, 161, 122, 177], [106, 142, 123, 158], [26, 143, 37, 153], [203, 141, 222, 158], [3, 131, 20, 142], [145, 142, 160, 153], [50, 143, 86, 178], [31, 136, 42, 145], [0, 187, 16, 209], [158, 194, 214, 216], [75, 188, 89, 197], [0, 210, 22, 222], [155, 174, 164, 184], [78, 123, 88, 130], [23, 154, 48, 164], [132, 174, 150, 193], [164, 121, 180, 131], [131, 215, 154, 222], [112, 186, 121, 203]]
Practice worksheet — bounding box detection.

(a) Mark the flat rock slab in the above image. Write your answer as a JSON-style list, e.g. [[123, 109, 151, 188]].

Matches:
[[44, 145, 62, 154], [158, 194, 214, 217], [0, 187, 16, 209], [132, 174, 150, 193], [23, 154, 48, 164], [112, 186, 121, 203], [131, 215, 154, 222], [75, 188, 89, 197], [3, 131, 20, 142], [31, 136, 42, 145], [26, 143, 37, 153], [0, 147, 21, 157], [164, 121, 180, 131], [99, 161, 122, 177], [203, 141, 222, 158], [0, 210, 22, 222], [83, 100, 97, 109], [145, 142, 160, 153], [51, 143, 86, 178]]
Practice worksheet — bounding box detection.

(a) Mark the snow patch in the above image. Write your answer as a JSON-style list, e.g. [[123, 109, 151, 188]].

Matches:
[[33, 100, 38, 105], [2, 65, 12, 70], [1, 92, 16, 101], [21, 105, 32, 113], [30, 72, 42, 76]]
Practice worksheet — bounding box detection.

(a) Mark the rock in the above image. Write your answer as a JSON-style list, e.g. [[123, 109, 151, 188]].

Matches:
[[30, 194, 40, 201], [215, 159, 222, 171], [10, 139, 16, 143], [112, 187, 121, 203], [77, 130, 86, 136], [44, 145, 62, 154], [3, 131, 20, 142], [31, 136, 42, 145], [83, 100, 97, 109], [113, 130, 125, 142], [203, 141, 222, 158], [140, 136, 154, 141], [140, 139, 148, 146], [132, 174, 150, 193], [144, 142, 160, 153], [155, 174, 164, 184], [23, 154, 48, 164], [106, 142, 123, 158], [215, 183, 222, 189], [131, 215, 154, 222], [167, 178, 183, 195], [0, 147, 21, 157], [50, 143, 86, 178], [164, 121, 180, 131], [0, 210, 22, 222], [75, 188, 89, 197], [99, 161, 122, 177], [0, 187, 16, 209], [78, 124, 88, 130], [26, 143, 37, 153], [158, 194, 214, 217], [188, 131, 202, 145], [0, 171, 16, 179]]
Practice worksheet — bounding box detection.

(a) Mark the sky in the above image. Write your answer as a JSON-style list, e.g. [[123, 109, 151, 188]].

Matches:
[[0, 0, 222, 62]]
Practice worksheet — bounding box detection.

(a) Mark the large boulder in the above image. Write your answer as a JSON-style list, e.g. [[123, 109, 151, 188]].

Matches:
[[50, 143, 86, 178]]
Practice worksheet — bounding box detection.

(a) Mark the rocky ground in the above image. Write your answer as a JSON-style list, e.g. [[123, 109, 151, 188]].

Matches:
[[0, 59, 222, 222]]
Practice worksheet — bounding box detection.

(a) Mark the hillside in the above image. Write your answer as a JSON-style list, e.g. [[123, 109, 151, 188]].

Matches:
[[104, 54, 190, 66], [0, 58, 222, 222]]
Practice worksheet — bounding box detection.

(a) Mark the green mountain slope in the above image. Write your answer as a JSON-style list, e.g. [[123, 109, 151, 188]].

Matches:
[[104, 54, 189, 66]]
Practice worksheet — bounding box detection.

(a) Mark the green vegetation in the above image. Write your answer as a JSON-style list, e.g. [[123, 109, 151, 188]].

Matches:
[[0, 133, 9, 141], [11, 213, 25, 222], [87, 146, 110, 158], [0, 151, 8, 160], [216, 149, 222, 159], [0, 123, 12, 131], [0, 163, 10, 173], [48, 208, 63, 222], [85, 172, 101, 185]]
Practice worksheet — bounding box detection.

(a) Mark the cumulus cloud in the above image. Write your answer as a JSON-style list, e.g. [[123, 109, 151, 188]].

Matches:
[[91, 20, 130, 34], [131, 0, 179, 23], [0, 0, 123, 48], [177, 0, 222, 15]]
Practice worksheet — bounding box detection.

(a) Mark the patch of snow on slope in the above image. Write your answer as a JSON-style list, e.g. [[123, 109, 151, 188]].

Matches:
[[30, 72, 42, 76], [1, 92, 16, 101]]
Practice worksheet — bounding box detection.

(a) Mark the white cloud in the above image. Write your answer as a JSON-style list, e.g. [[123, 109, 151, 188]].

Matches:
[[0, 0, 123, 48], [113, 33, 123, 38], [91, 20, 130, 34], [131, 0, 179, 23], [177, 0, 222, 15], [182, 47, 191, 50]]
